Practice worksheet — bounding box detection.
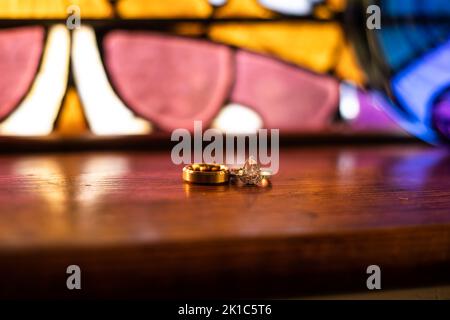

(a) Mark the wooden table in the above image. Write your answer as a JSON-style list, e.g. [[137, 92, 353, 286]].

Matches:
[[1, 143, 450, 299]]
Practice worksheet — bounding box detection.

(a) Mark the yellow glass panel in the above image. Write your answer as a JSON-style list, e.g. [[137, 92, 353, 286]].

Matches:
[[326, 0, 347, 12], [314, 0, 347, 18], [213, 0, 275, 18], [335, 43, 366, 86], [55, 87, 88, 136], [117, 0, 212, 18], [0, 0, 112, 18], [209, 22, 342, 73], [314, 5, 333, 19], [73, 0, 113, 18]]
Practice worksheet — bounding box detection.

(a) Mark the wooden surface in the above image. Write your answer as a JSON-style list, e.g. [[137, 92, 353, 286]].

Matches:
[[1, 144, 450, 299]]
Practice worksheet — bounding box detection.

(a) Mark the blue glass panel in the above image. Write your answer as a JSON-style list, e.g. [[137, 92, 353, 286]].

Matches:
[[391, 38, 450, 126], [376, 26, 417, 69], [382, 0, 450, 17]]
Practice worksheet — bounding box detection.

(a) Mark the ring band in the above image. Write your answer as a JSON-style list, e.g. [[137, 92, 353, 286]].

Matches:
[[182, 164, 229, 184]]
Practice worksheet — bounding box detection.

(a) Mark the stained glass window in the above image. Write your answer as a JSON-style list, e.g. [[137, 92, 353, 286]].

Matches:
[[1, 0, 447, 140], [348, 0, 450, 143]]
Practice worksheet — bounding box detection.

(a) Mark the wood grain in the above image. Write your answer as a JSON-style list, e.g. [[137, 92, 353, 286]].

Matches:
[[0, 144, 450, 299]]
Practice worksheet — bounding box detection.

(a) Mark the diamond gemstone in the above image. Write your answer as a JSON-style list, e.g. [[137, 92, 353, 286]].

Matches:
[[240, 156, 262, 185]]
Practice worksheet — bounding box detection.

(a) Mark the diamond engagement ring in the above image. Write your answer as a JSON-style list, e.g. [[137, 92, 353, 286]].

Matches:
[[229, 156, 272, 186]]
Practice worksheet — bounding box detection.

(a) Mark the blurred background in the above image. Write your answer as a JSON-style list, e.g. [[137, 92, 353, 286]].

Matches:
[[1, 1, 450, 300], [0, 0, 448, 143]]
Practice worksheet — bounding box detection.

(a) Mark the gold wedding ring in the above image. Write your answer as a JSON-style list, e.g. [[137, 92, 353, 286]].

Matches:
[[182, 163, 230, 184]]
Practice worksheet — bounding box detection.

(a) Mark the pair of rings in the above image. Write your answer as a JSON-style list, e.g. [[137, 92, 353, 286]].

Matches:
[[182, 157, 272, 186]]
